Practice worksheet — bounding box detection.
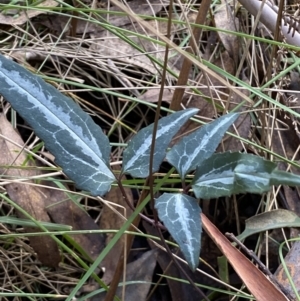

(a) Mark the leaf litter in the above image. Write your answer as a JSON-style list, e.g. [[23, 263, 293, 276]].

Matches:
[[0, 114, 107, 267], [1, 0, 300, 300], [0, 114, 61, 268]]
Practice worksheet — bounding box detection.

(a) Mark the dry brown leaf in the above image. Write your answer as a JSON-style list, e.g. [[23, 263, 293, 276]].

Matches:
[[38, 1, 192, 77], [140, 88, 174, 103], [218, 112, 250, 152], [143, 221, 208, 301], [44, 188, 106, 262], [173, 51, 250, 150], [214, 2, 240, 66], [287, 71, 300, 108], [99, 174, 133, 285], [187, 51, 235, 113], [0, 0, 58, 25], [94, 249, 157, 301], [270, 107, 300, 299], [90, 25, 179, 76], [202, 213, 288, 301], [0, 115, 107, 267], [0, 114, 60, 267], [38, 0, 164, 35], [99, 0, 164, 28], [271, 108, 300, 212], [169, 0, 211, 111], [218, 72, 251, 152], [88, 0, 183, 76], [275, 241, 300, 300], [172, 51, 236, 143], [105, 0, 253, 108]]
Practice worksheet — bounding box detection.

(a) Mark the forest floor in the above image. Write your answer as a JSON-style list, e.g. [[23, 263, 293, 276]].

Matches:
[[0, 0, 300, 300]]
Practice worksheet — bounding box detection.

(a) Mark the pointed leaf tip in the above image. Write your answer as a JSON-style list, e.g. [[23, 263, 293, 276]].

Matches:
[[167, 113, 239, 178], [192, 152, 300, 199], [122, 108, 199, 178], [236, 209, 300, 242], [0, 55, 115, 196], [155, 193, 201, 270]]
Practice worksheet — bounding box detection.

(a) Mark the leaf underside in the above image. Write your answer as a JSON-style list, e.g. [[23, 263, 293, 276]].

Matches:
[[192, 152, 300, 199], [122, 108, 199, 178], [0, 55, 115, 196], [155, 193, 201, 271], [236, 209, 300, 242]]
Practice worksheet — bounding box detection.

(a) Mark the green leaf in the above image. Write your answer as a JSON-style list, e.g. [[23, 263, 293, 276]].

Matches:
[[236, 209, 300, 242], [0, 55, 115, 196], [192, 152, 300, 199], [155, 193, 201, 271], [122, 108, 199, 178], [166, 113, 239, 178]]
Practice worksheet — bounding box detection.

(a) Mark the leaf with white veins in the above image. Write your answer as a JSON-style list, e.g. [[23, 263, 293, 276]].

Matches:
[[122, 108, 199, 178], [192, 152, 300, 199], [0, 55, 115, 196], [155, 193, 201, 271], [167, 113, 239, 178]]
